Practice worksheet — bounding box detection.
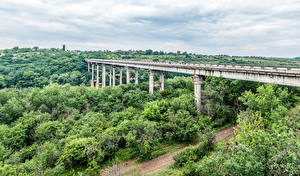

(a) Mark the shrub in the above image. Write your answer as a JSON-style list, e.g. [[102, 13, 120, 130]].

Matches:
[[173, 138, 214, 167], [0, 142, 11, 162], [37, 142, 61, 169], [59, 137, 104, 169], [35, 121, 64, 141], [269, 147, 300, 176], [0, 162, 17, 176]]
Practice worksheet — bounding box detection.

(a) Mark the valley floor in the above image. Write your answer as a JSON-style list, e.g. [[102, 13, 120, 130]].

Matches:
[[101, 125, 236, 176]]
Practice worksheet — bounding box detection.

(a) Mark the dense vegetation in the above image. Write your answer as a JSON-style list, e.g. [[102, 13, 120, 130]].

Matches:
[[0, 47, 299, 175], [160, 84, 300, 176], [0, 78, 206, 175]]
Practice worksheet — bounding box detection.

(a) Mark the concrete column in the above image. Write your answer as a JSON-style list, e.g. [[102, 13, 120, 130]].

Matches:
[[193, 75, 204, 110], [160, 72, 164, 91], [109, 66, 112, 87], [126, 67, 130, 84], [96, 64, 99, 89], [88, 62, 90, 72], [102, 64, 106, 88], [149, 70, 154, 94], [120, 68, 123, 85], [135, 68, 139, 85], [90, 64, 94, 87], [112, 66, 116, 87]]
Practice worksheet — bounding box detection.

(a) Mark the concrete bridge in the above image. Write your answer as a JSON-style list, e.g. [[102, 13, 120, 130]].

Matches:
[[85, 59, 300, 110]]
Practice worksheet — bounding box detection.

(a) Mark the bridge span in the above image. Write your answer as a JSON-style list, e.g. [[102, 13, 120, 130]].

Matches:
[[85, 59, 300, 109]]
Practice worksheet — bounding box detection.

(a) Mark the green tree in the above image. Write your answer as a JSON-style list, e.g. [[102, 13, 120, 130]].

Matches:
[[59, 137, 104, 169], [0, 75, 6, 88]]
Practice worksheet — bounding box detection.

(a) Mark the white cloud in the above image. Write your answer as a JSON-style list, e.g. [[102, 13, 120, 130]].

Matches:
[[0, 0, 299, 57]]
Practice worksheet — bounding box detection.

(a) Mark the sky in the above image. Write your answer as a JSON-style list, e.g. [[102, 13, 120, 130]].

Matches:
[[0, 0, 300, 57]]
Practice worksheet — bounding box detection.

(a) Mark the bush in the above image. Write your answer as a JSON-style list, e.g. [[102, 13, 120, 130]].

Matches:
[[269, 147, 300, 176], [161, 110, 205, 142], [59, 137, 104, 169], [193, 144, 265, 176], [0, 142, 11, 162], [0, 162, 17, 176], [3, 116, 37, 150], [0, 97, 26, 124], [35, 121, 64, 141], [36, 142, 61, 169], [173, 138, 214, 167]]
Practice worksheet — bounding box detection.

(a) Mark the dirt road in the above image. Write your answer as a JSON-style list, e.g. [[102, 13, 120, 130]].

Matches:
[[101, 125, 236, 176]]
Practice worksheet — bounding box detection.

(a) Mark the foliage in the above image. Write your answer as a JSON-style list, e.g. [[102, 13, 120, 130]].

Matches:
[[59, 137, 104, 169], [1, 47, 299, 175], [0, 162, 17, 176], [0, 77, 214, 175], [182, 84, 299, 176], [202, 77, 260, 127], [173, 133, 214, 168]]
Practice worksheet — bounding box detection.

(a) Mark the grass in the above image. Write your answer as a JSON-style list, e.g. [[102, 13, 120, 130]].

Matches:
[[145, 167, 182, 176], [144, 126, 237, 176], [214, 122, 235, 131], [138, 143, 186, 162]]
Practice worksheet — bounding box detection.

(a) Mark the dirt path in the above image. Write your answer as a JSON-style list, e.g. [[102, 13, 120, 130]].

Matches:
[[101, 125, 237, 176]]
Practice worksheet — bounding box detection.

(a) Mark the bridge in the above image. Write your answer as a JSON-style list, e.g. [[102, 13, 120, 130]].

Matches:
[[85, 59, 300, 110]]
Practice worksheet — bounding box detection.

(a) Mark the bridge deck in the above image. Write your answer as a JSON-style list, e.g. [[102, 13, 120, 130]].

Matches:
[[85, 59, 300, 87]]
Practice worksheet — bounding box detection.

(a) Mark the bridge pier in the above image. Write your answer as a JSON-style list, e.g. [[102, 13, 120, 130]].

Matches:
[[160, 72, 164, 91], [149, 70, 154, 94], [126, 67, 130, 84], [96, 64, 99, 89], [148, 70, 165, 93], [112, 66, 116, 87], [193, 75, 204, 110], [120, 68, 123, 85], [91, 64, 94, 87], [109, 66, 112, 87], [102, 64, 106, 88], [135, 68, 139, 85]]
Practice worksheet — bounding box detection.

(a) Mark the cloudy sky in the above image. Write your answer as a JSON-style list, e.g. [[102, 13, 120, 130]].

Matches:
[[0, 0, 300, 57]]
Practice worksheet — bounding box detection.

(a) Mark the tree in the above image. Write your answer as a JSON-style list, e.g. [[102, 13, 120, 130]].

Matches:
[[0, 75, 6, 88], [183, 84, 299, 176], [145, 49, 153, 55]]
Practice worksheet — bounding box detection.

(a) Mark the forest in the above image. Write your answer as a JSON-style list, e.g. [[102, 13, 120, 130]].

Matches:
[[0, 47, 299, 175]]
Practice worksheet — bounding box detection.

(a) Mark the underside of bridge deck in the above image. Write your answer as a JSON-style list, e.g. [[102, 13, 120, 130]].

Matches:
[[86, 59, 300, 110]]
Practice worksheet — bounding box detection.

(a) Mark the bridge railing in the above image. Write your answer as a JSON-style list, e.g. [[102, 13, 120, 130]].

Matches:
[[85, 59, 300, 75]]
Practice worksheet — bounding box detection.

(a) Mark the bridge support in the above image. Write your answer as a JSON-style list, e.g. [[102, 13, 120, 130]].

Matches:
[[193, 75, 204, 110], [88, 62, 90, 72], [148, 70, 165, 93], [112, 66, 116, 87], [109, 66, 112, 87], [91, 64, 94, 87], [149, 70, 154, 94], [135, 68, 139, 85], [102, 64, 106, 88], [120, 68, 123, 85], [160, 72, 164, 91], [126, 67, 130, 84], [96, 64, 99, 89]]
